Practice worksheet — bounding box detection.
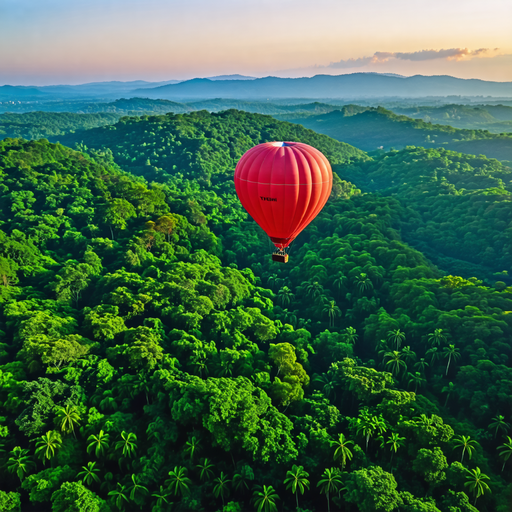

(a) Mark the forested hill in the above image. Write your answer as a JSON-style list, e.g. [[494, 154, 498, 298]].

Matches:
[[0, 112, 122, 140], [391, 104, 512, 133], [1, 137, 512, 511], [57, 109, 368, 185], [281, 107, 512, 161], [337, 146, 512, 280]]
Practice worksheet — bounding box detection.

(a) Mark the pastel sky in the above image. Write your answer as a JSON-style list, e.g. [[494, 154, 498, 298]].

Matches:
[[1, 0, 511, 85]]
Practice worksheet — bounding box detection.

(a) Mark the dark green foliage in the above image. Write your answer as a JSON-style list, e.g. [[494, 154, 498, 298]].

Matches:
[[284, 106, 512, 160]]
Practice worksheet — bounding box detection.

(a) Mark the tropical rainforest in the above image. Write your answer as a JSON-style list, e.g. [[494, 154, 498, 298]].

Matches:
[[0, 108, 511, 512]]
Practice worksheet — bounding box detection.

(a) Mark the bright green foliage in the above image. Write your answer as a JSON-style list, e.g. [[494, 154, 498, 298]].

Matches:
[[54, 404, 81, 436], [464, 467, 491, 506], [165, 466, 191, 497], [331, 433, 354, 470], [35, 430, 63, 464], [316, 468, 343, 512], [0, 490, 21, 512], [252, 485, 279, 512], [0, 119, 511, 512], [77, 462, 101, 486], [498, 436, 512, 472], [344, 466, 401, 512], [453, 435, 479, 463], [114, 431, 137, 458], [86, 430, 110, 458], [6, 446, 35, 482], [51, 482, 105, 512], [283, 464, 310, 510]]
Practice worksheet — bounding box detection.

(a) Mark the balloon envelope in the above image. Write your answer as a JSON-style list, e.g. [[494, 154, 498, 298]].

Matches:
[[234, 142, 333, 249]]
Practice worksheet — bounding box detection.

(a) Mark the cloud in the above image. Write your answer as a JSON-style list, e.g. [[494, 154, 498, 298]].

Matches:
[[327, 48, 496, 68]]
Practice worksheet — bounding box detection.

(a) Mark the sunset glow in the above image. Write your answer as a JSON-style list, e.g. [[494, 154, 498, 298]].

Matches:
[[1, 0, 511, 85]]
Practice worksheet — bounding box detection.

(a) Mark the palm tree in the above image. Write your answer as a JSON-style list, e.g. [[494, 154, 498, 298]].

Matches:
[[115, 431, 137, 458], [387, 329, 405, 350], [317, 468, 343, 512], [332, 433, 354, 470], [35, 430, 62, 464], [277, 286, 294, 307], [489, 415, 510, 439], [407, 372, 426, 393], [401, 346, 417, 365], [233, 465, 254, 494], [355, 273, 373, 294], [165, 466, 191, 497], [127, 474, 148, 502], [108, 483, 129, 510], [196, 458, 215, 482], [151, 486, 172, 508], [305, 280, 324, 299], [464, 467, 491, 506], [99, 390, 118, 412], [414, 358, 429, 374], [7, 446, 35, 482], [442, 344, 461, 375], [213, 472, 231, 507], [184, 435, 201, 460], [313, 372, 338, 401], [498, 436, 512, 472], [87, 430, 110, 458], [453, 435, 479, 463], [340, 326, 358, 345], [384, 350, 407, 376], [426, 347, 440, 364], [427, 328, 447, 347], [386, 432, 406, 466], [333, 273, 345, 300], [284, 464, 310, 511], [77, 461, 101, 486], [267, 274, 279, 290], [252, 485, 279, 512], [55, 404, 81, 437], [442, 382, 455, 407], [322, 300, 341, 328]]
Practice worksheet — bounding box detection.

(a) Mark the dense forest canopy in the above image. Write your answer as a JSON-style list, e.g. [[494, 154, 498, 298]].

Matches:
[[280, 107, 512, 161], [391, 105, 512, 134], [337, 146, 512, 280], [0, 107, 511, 512]]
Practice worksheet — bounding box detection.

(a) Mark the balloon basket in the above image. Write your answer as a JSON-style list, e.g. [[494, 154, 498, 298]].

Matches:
[[272, 253, 289, 263]]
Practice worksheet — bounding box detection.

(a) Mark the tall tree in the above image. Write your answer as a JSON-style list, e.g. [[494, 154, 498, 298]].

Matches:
[[252, 485, 279, 512], [498, 436, 512, 472], [464, 467, 491, 506], [317, 468, 343, 512], [213, 472, 231, 507], [332, 433, 354, 470], [453, 435, 479, 463], [489, 415, 510, 439], [54, 404, 81, 438], [442, 344, 461, 375], [284, 464, 310, 511]]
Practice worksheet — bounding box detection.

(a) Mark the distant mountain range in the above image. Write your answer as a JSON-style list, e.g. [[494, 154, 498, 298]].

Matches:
[[137, 74, 512, 100], [0, 75, 256, 101], [1, 73, 511, 103]]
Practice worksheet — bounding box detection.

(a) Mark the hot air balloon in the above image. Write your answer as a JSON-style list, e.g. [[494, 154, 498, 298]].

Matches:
[[234, 142, 333, 263]]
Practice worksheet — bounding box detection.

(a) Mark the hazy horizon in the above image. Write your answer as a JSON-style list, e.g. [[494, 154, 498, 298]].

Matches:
[[1, 0, 511, 86]]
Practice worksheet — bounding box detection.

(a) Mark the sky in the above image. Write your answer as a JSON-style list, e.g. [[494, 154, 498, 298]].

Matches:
[[1, 0, 511, 85]]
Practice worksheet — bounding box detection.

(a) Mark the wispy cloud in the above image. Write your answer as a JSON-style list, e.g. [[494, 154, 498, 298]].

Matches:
[[326, 48, 497, 69]]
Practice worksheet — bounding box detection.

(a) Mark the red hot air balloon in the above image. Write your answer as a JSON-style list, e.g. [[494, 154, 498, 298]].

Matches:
[[234, 142, 333, 262]]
